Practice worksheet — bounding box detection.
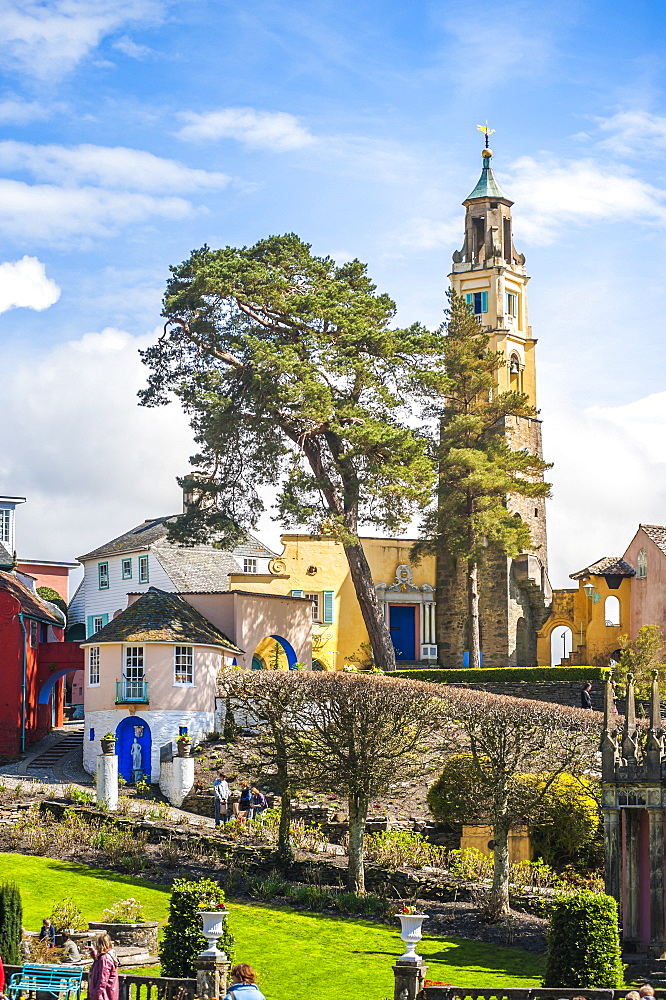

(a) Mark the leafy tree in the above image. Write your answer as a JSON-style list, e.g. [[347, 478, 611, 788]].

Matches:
[[140, 235, 449, 671], [36, 586, 67, 618], [161, 878, 233, 977], [616, 623, 666, 698], [0, 880, 22, 964], [416, 291, 551, 668], [431, 688, 599, 917], [544, 891, 624, 987], [292, 672, 444, 893]]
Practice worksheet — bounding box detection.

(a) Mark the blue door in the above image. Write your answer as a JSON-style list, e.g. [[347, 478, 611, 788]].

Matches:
[[116, 716, 151, 783], [389, 605, 416, 661]]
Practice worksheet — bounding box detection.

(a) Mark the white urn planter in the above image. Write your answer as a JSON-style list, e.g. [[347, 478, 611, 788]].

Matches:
[[199, 910, 229, 958], [397, 913, 428, 962]]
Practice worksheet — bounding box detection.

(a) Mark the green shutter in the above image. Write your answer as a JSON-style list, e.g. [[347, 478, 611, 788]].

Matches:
[[291, 589, 304, 598], [323, 591, 334, 623], [481, 291, 488, 313], [87, 616, 94, 638], [87, 614, 108, 638], [465, 293, 473, 307]]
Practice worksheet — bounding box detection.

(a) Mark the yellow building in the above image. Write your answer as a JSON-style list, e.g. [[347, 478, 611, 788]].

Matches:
[[231, 535, 436, 670]]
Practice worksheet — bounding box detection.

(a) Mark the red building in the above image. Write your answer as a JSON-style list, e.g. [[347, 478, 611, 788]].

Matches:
[[0, 570, 83, 756]]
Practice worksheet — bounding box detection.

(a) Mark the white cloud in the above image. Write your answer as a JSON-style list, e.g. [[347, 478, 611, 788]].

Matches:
[[112, 35, 157, 59], [175, 107, 315, 151], [392, 216, 460, 251], [0, 96, 50, 124], [0, 256, 60, 314], [0, 0, 165, 80], [595, 110, 666, 156], [0, 326, 195, 564], [0, 141, 230, 193], [0, 178, 192, 242], [507, 155, 666, 245]]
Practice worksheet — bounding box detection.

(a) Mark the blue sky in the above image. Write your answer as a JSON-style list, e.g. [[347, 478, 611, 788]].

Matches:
[[2, 0, 666, 588]]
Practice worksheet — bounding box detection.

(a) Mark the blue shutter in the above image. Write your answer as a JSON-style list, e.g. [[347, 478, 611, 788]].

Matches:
[[87, 614, 108, 638], [291, 589, 304, 598], [87, 615, 94, 638], [481, 291, 488, 313], [322, 591, 334, 623], [465, 293, 473, 308]]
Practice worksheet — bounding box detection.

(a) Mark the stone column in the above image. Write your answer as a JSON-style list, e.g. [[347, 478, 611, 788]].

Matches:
[[96, 753, 118, 811], [195, 954, 231, 1000], [624, 809, 641, 949], [604, 808, 621, 903], [649, 809, 666, 957], [393, 959, 426, 1000]]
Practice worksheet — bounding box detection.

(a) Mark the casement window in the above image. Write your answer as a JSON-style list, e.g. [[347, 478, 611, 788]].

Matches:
[[174, 646, 194, 685], [98, 562, 109, 590], [243, 558, 257, 574], [465, 291, 488, 315], [637, 549, 647, 579], [124, 646, 145, 700], [138, 555, 149, 584], [89, 646, 100, 686], [87, 614, 108, 637], [29, 620, 38, 647], [304, 593, 321, 622], [505, 292, 518, 318], [0, 509, 10, 543], [121, 558, 132, 580]]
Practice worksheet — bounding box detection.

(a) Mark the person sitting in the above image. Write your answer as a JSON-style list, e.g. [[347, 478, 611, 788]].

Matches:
[[224, 963, 266, 1000], [38, 918, 56, 948], [61, 932, 81, 963]]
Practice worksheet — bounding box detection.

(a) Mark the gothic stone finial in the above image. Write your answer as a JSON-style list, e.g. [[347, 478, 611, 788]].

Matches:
[[647, 668, 663, 755], [622, 672, 640, 762]]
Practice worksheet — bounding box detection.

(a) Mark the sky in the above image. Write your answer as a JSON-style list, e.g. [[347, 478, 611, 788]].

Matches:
[[1, 0, 666, 589]]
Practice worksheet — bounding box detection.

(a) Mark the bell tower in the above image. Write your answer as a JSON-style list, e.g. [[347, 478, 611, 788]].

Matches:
[[437, 133, 551, 668]]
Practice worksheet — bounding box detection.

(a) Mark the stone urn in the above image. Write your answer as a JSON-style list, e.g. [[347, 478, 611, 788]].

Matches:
[[199, 910, 229, 958], [397, 913, 428, 962], [100, 736, 116, 755]]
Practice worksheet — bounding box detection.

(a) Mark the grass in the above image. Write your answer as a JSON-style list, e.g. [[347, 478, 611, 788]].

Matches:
[[3, 853, 545, 1000]]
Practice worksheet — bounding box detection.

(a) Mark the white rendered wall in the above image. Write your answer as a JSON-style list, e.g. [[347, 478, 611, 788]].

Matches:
[[81, 551, 174, 629], [83, 709, 214, 781]]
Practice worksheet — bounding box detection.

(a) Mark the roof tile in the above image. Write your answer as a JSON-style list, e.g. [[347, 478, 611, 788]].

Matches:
[[570, 556, 635, 580]]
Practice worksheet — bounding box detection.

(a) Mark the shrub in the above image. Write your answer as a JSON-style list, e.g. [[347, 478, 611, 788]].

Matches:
[[248, 872, 291, 900], [363, 829, 447, 869], [101, 898, 145, 923], [289, 884, 332, 911], [387, 666, 608, 683], [0, 881, 22, 964], [528, 773, 600, 868], [543, 891, 624, 987], [161, 878, 234, 977], [50, 899, 87, 932]]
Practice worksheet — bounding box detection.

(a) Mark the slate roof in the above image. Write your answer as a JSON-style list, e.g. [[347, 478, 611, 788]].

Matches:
[[153, 544, 242, 593], [465, 153, 510, 202], [0, 571, 66, 626], [0, 541, 13, 569], [639, 524, 666, 555], [81, 587, 243, 652], [570, 557, 636, 580]]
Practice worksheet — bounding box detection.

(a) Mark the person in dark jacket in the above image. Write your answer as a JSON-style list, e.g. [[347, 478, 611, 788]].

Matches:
[[249, 787, 267, 823], [38, 918, 56, 948], [238, 781, 252, 822], [581, 682, 593, 710], [224, 963, 266, 1000]]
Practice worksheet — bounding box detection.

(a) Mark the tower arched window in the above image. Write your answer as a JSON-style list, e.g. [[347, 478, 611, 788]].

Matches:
[[637, 549, 647, 578], [605, 595, 620, 627], [509, 354, 522, 393]]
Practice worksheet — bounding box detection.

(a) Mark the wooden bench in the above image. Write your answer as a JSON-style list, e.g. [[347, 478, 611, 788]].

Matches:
[[8, 963, 84, 1000]]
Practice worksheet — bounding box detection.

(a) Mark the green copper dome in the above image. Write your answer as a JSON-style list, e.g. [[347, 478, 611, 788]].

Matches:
[[465, 151, 509, 202]]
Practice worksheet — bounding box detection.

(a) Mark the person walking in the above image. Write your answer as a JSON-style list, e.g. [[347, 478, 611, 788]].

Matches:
[[249, 787, 267, 824], [38, 918, 56, 948], [213, 773, 231, 827], [580, 682, 593, 710], [238, 781, 252, 823], [224, 963, 266, 1000], [88, 934, 119, 1000]]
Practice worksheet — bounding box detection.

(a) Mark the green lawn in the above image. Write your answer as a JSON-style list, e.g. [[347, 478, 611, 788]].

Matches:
[[2, 854, 545, 1000]]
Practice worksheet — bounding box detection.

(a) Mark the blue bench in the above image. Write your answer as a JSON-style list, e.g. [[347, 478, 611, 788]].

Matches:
[[8, 963, 84, 1000]]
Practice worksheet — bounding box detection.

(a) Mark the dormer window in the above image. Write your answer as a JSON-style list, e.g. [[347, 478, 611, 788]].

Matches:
[[0, 509, 10, 544], [637, 549, 647, 578]]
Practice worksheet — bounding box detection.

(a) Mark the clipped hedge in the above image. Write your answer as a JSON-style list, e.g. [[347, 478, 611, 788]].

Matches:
[[543, 890, 624, 988], [386, 666, 609, 683]]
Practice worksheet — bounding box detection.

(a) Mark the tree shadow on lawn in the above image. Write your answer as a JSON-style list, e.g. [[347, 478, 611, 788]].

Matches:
[[350, 940, 544, 979], [11, 856, 170, 895]]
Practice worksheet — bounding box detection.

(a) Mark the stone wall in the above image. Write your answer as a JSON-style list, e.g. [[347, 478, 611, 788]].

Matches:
[[444, 679, 605, 711]]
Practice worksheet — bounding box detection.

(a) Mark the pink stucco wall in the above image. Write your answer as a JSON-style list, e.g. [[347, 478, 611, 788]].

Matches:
[[623, 528, 666, 640]]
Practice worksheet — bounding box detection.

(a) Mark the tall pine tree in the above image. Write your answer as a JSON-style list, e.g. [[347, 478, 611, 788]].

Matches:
[[418, 291, 551, 668], [0, 881, 22, 965]]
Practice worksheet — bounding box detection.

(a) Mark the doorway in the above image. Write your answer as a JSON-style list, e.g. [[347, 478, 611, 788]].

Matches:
[[389, 605, 416, 661]]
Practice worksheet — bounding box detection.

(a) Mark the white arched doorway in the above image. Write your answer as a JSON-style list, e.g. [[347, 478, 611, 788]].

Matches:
[[551, 626, 573, 666], [605, 595, 620, 626]]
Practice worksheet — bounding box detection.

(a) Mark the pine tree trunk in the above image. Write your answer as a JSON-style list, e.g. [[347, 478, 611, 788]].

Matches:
[[277, 787, 294, 867], [490, 815, 511, 917], [468, 559, 481, 669], [344, 540, 396, 671], [347, 791, 369, 893]]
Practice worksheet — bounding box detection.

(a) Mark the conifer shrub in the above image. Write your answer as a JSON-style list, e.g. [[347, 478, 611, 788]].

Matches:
[[543, 891, 624, 987], [160, 878, 234, 977], [0, 880, 23, 964]]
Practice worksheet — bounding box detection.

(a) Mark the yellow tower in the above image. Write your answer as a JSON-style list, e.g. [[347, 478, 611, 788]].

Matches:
[[449, 145, 537, 408]]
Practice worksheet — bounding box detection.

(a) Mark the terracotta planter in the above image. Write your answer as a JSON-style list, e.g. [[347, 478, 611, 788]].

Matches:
[[397, 913, 428, 962], [100, 738, 116, 755], [199, 910, 229, 957], [176, 742, 191, 757]]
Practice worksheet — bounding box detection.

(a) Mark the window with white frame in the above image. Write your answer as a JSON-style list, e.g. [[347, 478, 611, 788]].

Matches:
[[138, 555, 149, 584], [98, 561, 109, 589], [304, 593, 321, 622], [174, 646, 194, 685], [505, 292, 518, 318], [30, 620, 38, 647], [243, 558, 257, 573], [0, 509, 10, 543], [121, 558, 132, 580], [89, 646, 100, 685], [93, 615, 105, 633]]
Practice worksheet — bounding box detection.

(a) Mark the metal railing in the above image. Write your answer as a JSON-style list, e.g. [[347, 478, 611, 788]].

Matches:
[[4, 967, 196, 1000], [115, 679, 149, 704]]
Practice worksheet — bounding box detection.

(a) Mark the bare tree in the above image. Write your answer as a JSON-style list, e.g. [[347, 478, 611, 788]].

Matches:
[[293, 672, 445, 893], [432, 687, 601, 917], [218, 669, 309, 865]]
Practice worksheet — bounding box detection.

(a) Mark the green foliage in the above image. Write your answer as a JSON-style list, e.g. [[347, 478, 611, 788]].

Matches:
[[543, 891, 624, 987], [616, 623, 666, 698], [427, 753, 493, 824], [50, 898, 86, 931], [160, 878, 234, 977], [388, 666, 608, 683], [36, 586, 67, 617], [0, 880, 23, 964], [528, 773, 600, 868]]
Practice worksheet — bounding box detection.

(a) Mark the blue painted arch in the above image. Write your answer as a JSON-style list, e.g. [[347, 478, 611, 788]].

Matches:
[[269, 635, 298, 669], [38, 668, 69, 705], [116, 715, 152, 782]]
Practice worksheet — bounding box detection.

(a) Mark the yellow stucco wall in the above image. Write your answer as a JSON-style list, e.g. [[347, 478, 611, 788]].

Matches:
[[537, 575, 631, 666], [231, 535, 436, 670]]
